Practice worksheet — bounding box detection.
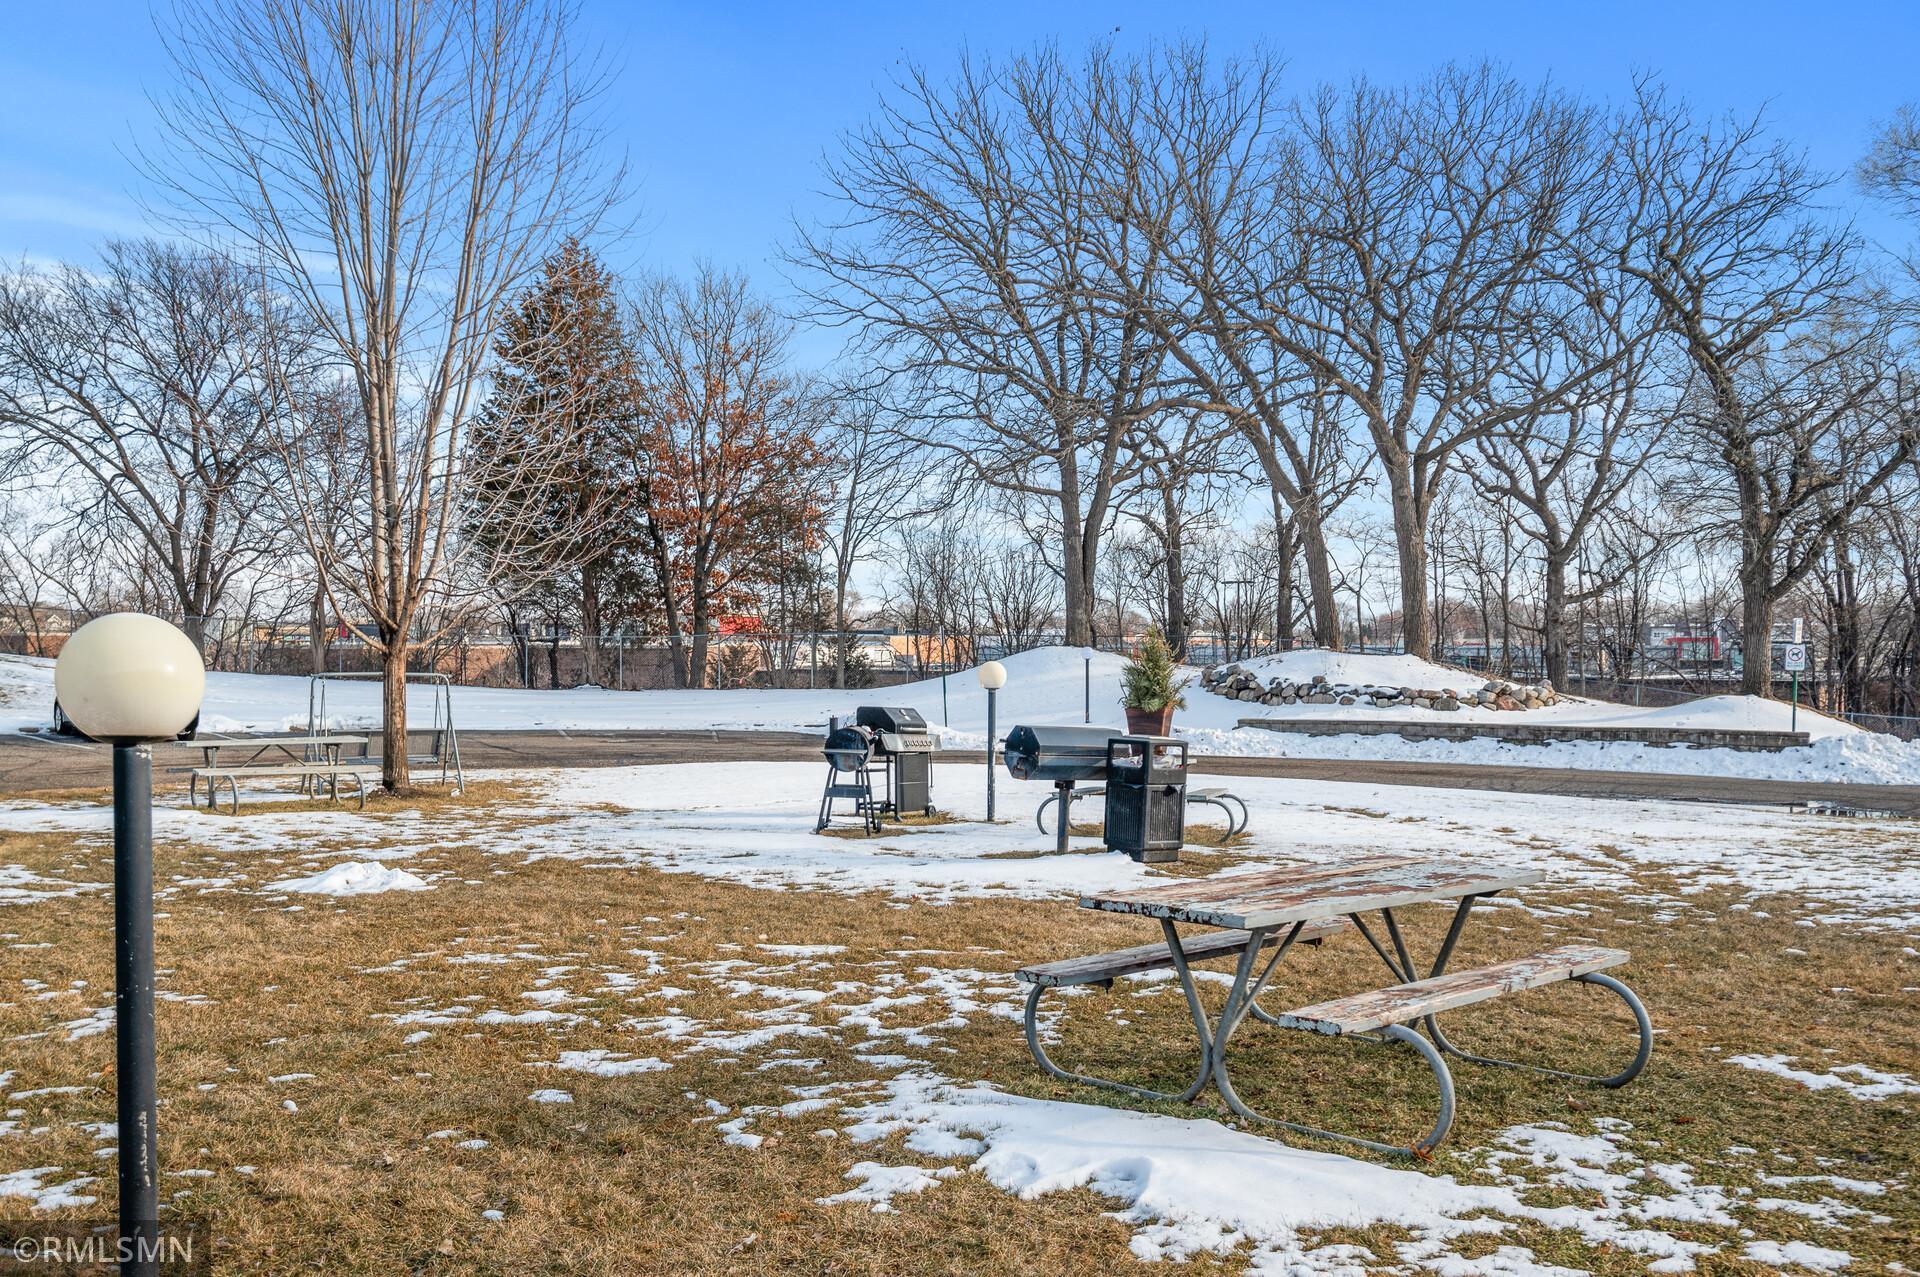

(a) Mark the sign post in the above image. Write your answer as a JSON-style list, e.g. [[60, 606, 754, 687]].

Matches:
[[1784, 641, 1809, 732]]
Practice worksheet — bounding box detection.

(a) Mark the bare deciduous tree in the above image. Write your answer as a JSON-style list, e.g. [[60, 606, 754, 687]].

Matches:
[[1262, 66, 1616, 659], [817, 383, 943, 686], [1620, 88, 1917, 695], [1469, 272, 1670, 689], [0, 240, 306, 651], [797, 45, 1186, 646], [156, 0, 616, 787], [627, 267, 827, 688]]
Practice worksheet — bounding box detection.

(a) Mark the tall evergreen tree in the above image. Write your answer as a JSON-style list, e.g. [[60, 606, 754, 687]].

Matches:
[[468, 239, 652, 684]]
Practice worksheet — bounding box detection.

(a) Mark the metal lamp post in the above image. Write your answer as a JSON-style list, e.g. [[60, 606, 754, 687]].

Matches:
[[54, 614, 205, 1277], [977, 660, 1008, 821]]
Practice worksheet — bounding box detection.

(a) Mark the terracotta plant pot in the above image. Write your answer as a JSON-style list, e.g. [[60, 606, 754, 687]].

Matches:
[[1124, 705, 1175, 736]]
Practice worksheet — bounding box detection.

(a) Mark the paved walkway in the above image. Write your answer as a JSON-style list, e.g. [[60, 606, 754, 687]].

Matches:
[[3, 727, 1915, 814]]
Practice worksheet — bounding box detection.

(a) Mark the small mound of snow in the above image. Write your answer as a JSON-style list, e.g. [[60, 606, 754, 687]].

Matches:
[[267, 862, 431, 897]]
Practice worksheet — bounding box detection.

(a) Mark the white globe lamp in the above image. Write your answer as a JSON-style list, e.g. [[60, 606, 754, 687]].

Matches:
[[976, 660, 1008, 690], [55, 613, 205, 743], [53, 612, 203, 1266]]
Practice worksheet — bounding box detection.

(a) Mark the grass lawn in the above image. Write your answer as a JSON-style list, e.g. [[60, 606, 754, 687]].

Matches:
[[1, 774, 1915, 1275]]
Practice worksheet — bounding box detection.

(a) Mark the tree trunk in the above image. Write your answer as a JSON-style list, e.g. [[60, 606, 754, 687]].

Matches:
[[646, 521, 689, 688], [689, 588, 710, 689], [833, 569, 850, 690], [1542, 553, 1569, 692], [1161, 486, 1188, 659], [1740, 584, 1775, 698], [1059, 498, 1093, 647], [1273, 511, 1297, 649], [1829, 531, 1865, 714], [307, 586, 329, 676], [1296, 506, 1341, 649], [1387, 457, 1432, 658], [380, 641, 410, 791], [579, 563, 602, 686]]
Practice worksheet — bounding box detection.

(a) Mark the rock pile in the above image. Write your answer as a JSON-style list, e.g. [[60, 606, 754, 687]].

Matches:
[[1200, 665, 1561, 712]]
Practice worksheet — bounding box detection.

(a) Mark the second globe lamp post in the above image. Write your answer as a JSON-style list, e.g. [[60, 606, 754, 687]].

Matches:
[[977, 660, 1007, 820]]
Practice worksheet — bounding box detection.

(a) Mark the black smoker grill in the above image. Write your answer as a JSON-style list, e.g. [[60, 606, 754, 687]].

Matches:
[[816, 706, 937, 833], [1002, 724, 1125, 853]]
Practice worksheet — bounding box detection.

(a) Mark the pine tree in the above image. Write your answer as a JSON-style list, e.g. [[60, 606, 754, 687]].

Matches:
[[467, 239, 651, 683], [1121, 627, 1189, 713]]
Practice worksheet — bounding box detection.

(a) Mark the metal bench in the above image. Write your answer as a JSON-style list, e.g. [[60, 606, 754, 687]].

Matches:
[[1036, 785, 1250, 839], [1268, 943, 1652, 1153], [190, 763, 375, 814], [1015, 916, 1348, 1102]]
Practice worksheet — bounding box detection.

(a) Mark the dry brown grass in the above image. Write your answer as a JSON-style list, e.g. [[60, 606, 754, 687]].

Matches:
[[0, 780, 1914, 1275]]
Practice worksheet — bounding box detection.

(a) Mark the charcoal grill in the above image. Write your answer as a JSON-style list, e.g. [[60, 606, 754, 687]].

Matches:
[[1002, 724, 1125, 853], [815, 706, 937, 833]]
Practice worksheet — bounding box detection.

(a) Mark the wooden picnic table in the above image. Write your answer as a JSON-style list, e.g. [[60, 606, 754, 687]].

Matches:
[[1017, 852, 1651, 1156]]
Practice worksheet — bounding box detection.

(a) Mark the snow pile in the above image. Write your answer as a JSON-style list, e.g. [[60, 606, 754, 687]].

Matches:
[[266, 861, 431, 897], [1741, 1240, 1856, 1271], [836, 1074, 1518, 1254], [828, 1076, 1811, 1273], [0, 1166, 98, 1211]]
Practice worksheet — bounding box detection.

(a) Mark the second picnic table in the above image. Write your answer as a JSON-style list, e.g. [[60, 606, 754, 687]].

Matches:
[[1017, 853, 1652, 1156], [179, 734, 373, 812]]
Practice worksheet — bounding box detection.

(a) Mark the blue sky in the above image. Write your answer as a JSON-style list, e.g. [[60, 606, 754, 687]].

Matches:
[[3, 1, 1916, 366]]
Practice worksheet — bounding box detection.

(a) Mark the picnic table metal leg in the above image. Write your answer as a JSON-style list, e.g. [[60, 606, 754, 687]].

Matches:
[[1419, 970, 1654, 1088], [1205, 920, 1456, 1157], [1019, 921, 1219, 1104], [1356, 896, 1652, 1090]]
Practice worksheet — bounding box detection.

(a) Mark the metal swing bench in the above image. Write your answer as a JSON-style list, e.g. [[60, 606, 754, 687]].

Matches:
[[307, 671, 465, 791], [1015, 855, 1653, 1157]]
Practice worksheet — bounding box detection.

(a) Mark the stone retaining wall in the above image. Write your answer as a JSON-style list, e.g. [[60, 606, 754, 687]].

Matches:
[[1236, 718, 1812, 752], [1203, 664, 1561, 713]]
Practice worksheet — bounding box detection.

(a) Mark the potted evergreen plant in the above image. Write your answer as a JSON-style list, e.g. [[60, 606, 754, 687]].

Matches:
[[1120, 628, 1189, 736]]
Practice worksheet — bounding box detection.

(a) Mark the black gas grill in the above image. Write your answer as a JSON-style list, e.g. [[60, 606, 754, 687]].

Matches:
[[816, 706, 937, 833]]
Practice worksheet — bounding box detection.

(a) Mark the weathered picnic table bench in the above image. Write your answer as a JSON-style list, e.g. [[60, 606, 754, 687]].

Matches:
[[1016, 853, 1651, 1156], [178, 734, 375, 814]]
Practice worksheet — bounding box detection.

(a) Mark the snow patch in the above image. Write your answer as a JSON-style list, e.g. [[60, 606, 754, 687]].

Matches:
[[1725, 1054, 1920, 1101]]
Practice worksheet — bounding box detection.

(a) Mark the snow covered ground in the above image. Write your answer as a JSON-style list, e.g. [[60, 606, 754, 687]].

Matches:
[[5, 645, 1919, 786], [5, 757, 1915, 929], [3, 759, 1914, 1271]]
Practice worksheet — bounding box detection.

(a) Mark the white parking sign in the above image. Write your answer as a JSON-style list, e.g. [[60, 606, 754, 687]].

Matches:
[[1784, 643, 1809, 672]]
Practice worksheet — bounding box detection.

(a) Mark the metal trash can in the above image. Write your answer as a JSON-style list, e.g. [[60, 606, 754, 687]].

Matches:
[[1103, 735, 1188, 863]]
